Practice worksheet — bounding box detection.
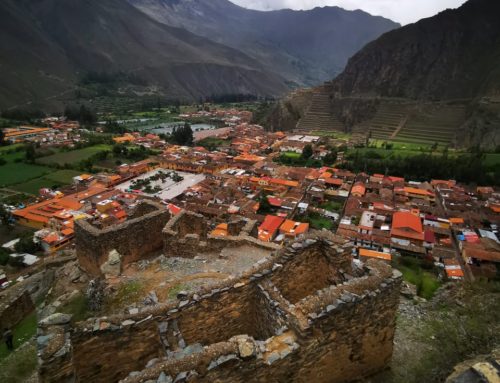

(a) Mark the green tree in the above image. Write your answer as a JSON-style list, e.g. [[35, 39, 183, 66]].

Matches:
[[0, 248, 9, 266], [0, 128, 5, 146], [171, 123, 194, 146], [0, 204, 13, 227], [302, 144, 313, 159], [14, 235, 40, 254], [258, 194, 273, 214], [323, 149, 338, 165], [25, 143, 36, 163]]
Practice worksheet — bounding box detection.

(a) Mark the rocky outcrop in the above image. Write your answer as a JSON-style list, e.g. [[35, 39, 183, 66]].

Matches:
[[100, 250, 122, 278]]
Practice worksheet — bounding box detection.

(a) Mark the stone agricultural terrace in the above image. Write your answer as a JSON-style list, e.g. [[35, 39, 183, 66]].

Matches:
[[39, 232, 402, 383]]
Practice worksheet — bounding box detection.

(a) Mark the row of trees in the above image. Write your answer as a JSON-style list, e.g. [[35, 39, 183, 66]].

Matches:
[[339, 151, 499, 185]]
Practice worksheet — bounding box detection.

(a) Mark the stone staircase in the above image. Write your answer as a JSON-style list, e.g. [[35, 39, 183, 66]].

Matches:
[[296, 90, 344, 132]]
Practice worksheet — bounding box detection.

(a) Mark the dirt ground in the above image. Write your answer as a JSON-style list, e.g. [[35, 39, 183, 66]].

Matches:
[[106, 244, 273, 313]]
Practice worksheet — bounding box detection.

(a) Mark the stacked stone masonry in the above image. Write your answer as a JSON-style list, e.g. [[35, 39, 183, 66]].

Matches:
[[0, 268, 57, 330], [39, 232, 401, 383], [75, 201, 170, 275], [163, 210, 279, 258]]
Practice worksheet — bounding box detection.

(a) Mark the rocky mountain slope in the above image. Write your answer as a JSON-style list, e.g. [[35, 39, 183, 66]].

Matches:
[[332, 0, 500, 100], [270, 0, 500, 148], [0, 0, 288, 110], [129, 0, 399, 87]]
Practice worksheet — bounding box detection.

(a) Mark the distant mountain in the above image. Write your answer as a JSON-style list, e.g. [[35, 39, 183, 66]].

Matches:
[[270, 0, 500, 148], [332, 0, 500, 100], [0, 0, 288, 110], [128, 0, 399, 87]]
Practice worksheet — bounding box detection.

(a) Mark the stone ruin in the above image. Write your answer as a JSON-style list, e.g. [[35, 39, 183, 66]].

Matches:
[[38, 232, 402, 383], [76, 206, 280, 277], [163, 210, 279, 258], [75, 200, 171, 275]]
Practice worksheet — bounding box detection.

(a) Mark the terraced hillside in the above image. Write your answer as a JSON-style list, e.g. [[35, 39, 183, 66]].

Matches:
[[353, 102, 410, 140], [394, 105, 466, 144], [296, 89, 345, 132]]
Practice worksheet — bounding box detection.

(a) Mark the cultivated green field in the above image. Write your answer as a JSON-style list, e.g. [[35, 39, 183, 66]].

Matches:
[[12, 170, 81, 195], [0, 144, 83, 195], [0, 163, 52, 186], [37, 144, 112, 166]]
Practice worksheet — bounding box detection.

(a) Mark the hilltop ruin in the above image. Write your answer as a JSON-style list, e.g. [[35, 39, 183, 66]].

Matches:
[[39, 225, 401, 383]]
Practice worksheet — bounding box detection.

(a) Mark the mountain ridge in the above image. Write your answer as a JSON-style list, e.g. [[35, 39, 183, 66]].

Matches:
[[0, 0, 289, 110], [128, 0, 400, 87]]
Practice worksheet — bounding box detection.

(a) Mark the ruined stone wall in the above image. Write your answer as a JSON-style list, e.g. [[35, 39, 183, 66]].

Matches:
[[176, 284, 281, 346], [0, 269, 55, 330], [72, 321, 161, 383], [0, 290, 33, 330], [39, 235, 401, 383], [75, 201, 170, 275], [271, 238, 353, 303], [163, 210, 278, 258]]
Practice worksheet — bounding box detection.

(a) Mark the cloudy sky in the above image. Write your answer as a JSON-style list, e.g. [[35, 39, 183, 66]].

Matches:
[[230, 0, 467, 25]]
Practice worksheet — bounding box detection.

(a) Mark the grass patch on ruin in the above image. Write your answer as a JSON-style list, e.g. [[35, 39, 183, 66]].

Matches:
[[107, 280, 146, 310], [0, 341, 37, 383], [393, 281, 500, 383], [60, 294, 92, 324], [0, 311, 37, 359], [393, 256, 441, 300], [167, 283, 187, 300]]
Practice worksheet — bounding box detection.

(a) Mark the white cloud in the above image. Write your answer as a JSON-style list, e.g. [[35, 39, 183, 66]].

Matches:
[[230, 0, 468, 25]]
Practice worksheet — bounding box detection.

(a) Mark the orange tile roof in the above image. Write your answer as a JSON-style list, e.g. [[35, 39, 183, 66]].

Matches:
[[258, 215, 285, 241], [324, 177, 343, 186], [359, 248, 392, 261], [167, 204, 182, 215], [404, 187, 434, 197], [270, 178, 299, 188], [445, 268, 464, 278], [43, 233, 59, 244], [490, 205, 500, 213], [351, 183, 366, 196], [211, 223, 229, 237], [114, 210, 127, 219], [14, 187, 107, 224], [61, 228, 74, 236], [279, 220, 309, 236], [320, 172, 332, 179], [391, 211, 424, 241]]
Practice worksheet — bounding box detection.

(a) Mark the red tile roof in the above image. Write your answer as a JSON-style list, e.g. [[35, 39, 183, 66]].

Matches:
[[391, 211, 424, 241], [258, 215, 285, 242]]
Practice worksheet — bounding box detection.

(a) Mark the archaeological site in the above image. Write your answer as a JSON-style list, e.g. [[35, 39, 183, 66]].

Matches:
[[36, 206, 402, 383]]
